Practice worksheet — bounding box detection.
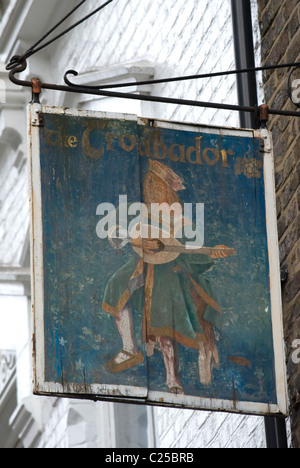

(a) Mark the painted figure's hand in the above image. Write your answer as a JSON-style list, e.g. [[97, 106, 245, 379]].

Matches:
[[132, 237, 164, 254], [210, 245, 232, 259]]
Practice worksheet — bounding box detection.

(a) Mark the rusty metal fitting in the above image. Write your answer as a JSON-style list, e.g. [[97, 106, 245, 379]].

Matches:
[[31, 77, 42, 95], [259, 104, 269, 126]]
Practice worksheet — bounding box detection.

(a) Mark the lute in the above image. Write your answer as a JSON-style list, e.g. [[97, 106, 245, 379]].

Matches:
[[111, 225, 236, 265]]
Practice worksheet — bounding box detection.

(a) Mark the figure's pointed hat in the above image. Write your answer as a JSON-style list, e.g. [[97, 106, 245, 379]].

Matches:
[[149, 160, 185, 191]]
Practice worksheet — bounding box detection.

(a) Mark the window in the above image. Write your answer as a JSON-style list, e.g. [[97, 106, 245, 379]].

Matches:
[[63, 61, 155, 118]]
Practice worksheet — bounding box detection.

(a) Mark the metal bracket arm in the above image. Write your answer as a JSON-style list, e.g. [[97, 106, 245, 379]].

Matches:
[[5, 58, 300, 119]]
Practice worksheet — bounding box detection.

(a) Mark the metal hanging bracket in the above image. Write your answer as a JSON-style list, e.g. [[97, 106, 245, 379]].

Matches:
[[31, 78, 42, 103], [6, 57, 300, 120], [259, 104, 269, 127], [4, 0, 300, 120]]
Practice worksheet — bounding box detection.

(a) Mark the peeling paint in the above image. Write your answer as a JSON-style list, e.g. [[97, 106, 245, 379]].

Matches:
[[30, 106, 287, 416]]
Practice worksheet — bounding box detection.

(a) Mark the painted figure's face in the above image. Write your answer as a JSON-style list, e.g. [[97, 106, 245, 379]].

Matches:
[[144, 172, 169, 204]]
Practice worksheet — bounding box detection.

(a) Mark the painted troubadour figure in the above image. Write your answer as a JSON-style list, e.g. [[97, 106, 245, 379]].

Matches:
[[102, 160, 233, 394]]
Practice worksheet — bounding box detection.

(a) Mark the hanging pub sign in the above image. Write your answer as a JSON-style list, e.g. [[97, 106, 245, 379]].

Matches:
[[29, 105, 287, 416]]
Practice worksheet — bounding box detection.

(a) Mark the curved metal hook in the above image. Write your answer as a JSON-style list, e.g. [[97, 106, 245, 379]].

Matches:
[[6, 55, 22, 71], [64, 68, 158, 91], [64, 69, 104, 90], [287, 64, 300, 109], [6, 57, 32, 88], [64, 69, 79, 87]]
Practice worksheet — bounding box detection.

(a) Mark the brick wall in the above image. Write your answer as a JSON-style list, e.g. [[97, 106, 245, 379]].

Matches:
[[258, 0, 300, 448], [156, 408, 266, 449], [49, 0, 238, 127]]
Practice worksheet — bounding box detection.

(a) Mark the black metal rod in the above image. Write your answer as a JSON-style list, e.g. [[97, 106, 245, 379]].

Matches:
[[7, 64, 300, 119], [5, 0, 114, 71], [30, 0, 115, 57], [34, 83, 300, 118], [231, 0, 258, 129], [64, 60, 300, 91], [231, 0, 288, 449], [264, 416, 288, 449], [26, 0, 88, 56]]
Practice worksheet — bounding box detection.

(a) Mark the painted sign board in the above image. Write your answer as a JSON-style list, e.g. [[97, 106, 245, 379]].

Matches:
[[29, 105, 287, 416]]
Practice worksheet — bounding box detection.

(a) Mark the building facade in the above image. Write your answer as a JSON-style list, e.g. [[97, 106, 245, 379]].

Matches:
[[0, 0, 298, 448], [257, 0, 300, 448]]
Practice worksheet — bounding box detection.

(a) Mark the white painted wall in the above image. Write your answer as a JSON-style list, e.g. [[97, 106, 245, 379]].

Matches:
[[0, 0, 267, 448]]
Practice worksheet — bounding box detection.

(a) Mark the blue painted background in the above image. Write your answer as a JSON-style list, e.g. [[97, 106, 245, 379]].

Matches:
[[39, 113, 276, 405]]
